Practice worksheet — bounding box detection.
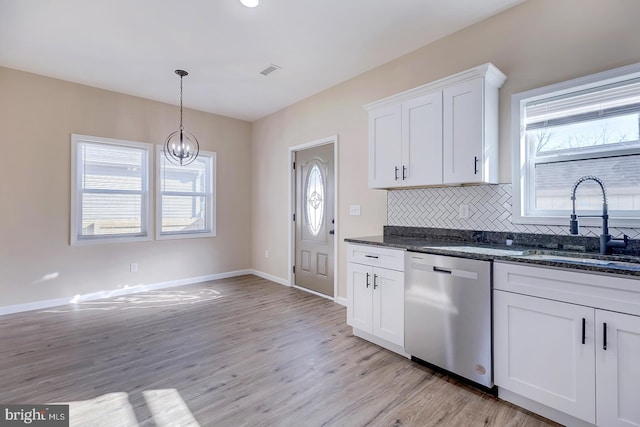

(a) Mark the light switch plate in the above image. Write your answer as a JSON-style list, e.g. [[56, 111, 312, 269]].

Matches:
[[349, 205, 361, 216]]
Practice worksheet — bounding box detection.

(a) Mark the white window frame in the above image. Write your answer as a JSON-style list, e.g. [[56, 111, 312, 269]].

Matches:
[[156, 147, 216, 240], [512, 62, 640, 227], [70, 134, 152, 245]]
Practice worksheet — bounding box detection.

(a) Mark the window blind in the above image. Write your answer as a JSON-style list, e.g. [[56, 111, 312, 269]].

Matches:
[[525, 78, 640, 130]]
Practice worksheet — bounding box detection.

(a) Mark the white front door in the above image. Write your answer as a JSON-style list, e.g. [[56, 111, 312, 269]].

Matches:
[[294, 143, 334, 297]]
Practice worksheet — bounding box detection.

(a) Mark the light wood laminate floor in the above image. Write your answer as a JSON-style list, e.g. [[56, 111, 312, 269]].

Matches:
[[0, 275, 559, 426]]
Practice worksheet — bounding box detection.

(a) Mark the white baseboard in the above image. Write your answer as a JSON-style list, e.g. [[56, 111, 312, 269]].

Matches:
[[0, 269, 253, 317], [293, 285, 334, 301], [250, 269, 290, 287], [251, 270, 347, 305]]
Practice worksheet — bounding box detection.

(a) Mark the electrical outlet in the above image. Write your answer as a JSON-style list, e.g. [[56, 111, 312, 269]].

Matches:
[[264, 250, 269, 259], [349, 205, 361, 216], [459, 204, 470, 219], [130, 263, 138, 273]]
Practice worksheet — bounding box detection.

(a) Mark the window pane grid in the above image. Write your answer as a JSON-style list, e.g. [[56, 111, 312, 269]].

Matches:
[[73, 136, 150, 242], [529, 153, 640, 214], [158, 151, 214, 236], [515, 64, 640, 224]]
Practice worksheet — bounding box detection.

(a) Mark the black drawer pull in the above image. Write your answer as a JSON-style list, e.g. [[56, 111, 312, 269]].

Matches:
[[433, 267, 452, 274], [603, 323, 607, 350], [582, 318, 586, 345], [365, 255, 379, 259]]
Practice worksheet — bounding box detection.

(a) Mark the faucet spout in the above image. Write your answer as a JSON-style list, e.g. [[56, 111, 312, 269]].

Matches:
[[569, 176, 628, 255]]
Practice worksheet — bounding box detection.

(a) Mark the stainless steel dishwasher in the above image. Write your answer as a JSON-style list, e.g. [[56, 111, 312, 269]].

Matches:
[[405, 251, 493, 389]]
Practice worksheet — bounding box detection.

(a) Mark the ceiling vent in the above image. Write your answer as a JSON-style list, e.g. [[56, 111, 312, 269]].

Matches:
[[260, 64, 281, 76]]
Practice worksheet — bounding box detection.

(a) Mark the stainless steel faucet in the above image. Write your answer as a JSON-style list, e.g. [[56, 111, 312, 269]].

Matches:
[[570, 176, 629, 255]]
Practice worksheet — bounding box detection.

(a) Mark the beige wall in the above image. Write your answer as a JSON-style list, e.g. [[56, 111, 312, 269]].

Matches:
[[3, 0, 640, 308], [251, 0, 640, 299], [0, 67, 252, 307]]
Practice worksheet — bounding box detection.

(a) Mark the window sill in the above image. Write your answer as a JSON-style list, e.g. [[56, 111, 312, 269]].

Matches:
[[71, 234, 153, 246], [156, 230, 217, 240]]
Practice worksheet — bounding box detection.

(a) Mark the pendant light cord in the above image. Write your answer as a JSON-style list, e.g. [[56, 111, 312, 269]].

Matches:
[[179, 74, 184, 131]]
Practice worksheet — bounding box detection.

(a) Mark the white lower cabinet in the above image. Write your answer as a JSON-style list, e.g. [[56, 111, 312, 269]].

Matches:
[[346, 244, 405, 353], [596, 310, 640, 427], [494, 262, 640, 427], [494, 291, 596, 423]]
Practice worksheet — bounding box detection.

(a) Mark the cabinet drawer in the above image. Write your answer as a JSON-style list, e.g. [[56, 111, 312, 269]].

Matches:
[[347, 244, 404, 271], [494, 261, 640, 317]]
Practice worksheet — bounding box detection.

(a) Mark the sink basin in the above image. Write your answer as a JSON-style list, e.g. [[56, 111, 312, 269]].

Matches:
[[424, 246, 528, 257], [520, 254, 640, 270]]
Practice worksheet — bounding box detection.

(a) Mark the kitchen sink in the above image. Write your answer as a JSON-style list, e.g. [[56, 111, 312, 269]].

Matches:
[[423, 246, 529, 257], [519, 253, 640, 270], [415, 244, 640, 271]]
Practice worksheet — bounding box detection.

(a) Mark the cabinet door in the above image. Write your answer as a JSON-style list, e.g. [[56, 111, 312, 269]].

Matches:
[[494, 291, 596, 423], [596, 310, 640, 427], [401, 91, 443, 186], [368, 104, 401, 188], [347, 263, 373, 333], [443, 78, 484, 184], [372, 267, 404, 347]]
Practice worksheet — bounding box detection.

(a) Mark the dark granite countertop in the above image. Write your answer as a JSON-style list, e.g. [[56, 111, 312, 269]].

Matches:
[[345, 231, 640, 278]]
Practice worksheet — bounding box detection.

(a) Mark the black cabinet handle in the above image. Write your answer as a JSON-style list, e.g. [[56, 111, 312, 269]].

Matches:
[[582, 318, 586, 345], [603, 323, 607, 350], [433, 267, 452, 274], [365, 255, 379, 259], [474, 156, 479, 174], [373, 274, 378, 289], [402, 165, 407, 180], [395, 166, 399, 180], [329, 230, 335, 235], [366, 273, 370, 288]]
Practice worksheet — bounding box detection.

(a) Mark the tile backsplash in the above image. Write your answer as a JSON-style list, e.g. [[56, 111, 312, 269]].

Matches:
[[387, 184, 640, 240]]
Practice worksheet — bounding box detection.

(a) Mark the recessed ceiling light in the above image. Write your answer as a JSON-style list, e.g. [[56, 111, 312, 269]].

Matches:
[[240, 0, 260, 7]]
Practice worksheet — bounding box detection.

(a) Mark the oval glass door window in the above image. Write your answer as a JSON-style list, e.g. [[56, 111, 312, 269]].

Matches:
[[306, 163, 324, 236]]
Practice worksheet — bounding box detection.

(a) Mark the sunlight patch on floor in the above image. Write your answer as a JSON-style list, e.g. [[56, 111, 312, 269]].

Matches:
[[63, 392, 138, 426], [41, 289, 223, 313], [59, 389, 200, 426], [143, 389, 200, 427]]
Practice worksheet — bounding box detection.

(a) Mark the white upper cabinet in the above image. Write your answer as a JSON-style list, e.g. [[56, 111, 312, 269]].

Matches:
[[444, 78, 489, 184], [401, 92, 443, 187], [368, 104, 402, 188], [364, 63, 506, 189]]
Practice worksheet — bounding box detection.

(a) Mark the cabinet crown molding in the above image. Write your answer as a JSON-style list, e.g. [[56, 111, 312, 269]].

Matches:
[[363, 63, 507, 111]]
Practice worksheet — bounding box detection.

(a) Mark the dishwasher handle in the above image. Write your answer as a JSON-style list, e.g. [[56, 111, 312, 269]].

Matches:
[[433, 266, 452, 274]]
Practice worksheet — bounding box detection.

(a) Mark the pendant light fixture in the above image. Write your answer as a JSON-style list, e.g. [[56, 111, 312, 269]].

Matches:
[[164, 69, 199, 166]]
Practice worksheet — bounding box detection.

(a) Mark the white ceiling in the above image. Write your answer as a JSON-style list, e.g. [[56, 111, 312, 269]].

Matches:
[[0, 0, 524, 121]]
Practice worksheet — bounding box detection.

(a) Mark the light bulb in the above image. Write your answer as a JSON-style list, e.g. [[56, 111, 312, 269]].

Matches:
[[240, 0, 259, 7]]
